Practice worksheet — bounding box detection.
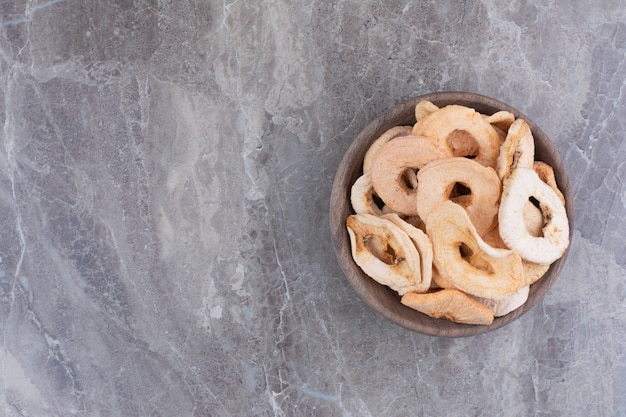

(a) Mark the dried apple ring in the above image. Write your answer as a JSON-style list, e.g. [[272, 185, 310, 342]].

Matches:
[[370, 135, 452, 215], [426, 201, 526, 300], [496, 118, 535, 179], [346, 214, 423, 295], [415, 157, 501, 236], [412, 104, 502, 168], [431, 249, 528, 292], [499, 168, 569, 265], [362, 125, 413, 173], [382, 213, 433, 292], [401, 289, 494, 325], [350, 173, 384, 216]]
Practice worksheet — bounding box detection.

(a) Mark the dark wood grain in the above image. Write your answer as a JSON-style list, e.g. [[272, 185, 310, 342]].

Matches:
[[329, 91, 574, 337]]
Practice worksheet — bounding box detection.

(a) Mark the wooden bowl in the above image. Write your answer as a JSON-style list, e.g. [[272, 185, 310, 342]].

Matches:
[[329, 91, 574, 337]]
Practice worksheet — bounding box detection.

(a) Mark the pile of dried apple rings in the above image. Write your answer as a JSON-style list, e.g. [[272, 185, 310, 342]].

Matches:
[[347, 101, 569, 325]]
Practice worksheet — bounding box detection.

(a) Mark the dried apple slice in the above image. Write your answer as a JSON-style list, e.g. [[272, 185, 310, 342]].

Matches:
[[412, 104, 502, 168], [346, 214, 422, 295], [350, 173, 384, 216], [496, 118, 535, 179], [415, 157, 501, 236], [499, 168, 569, 265], [370, 135, 452, 215], [381, 213, 433, 292], [426, 201, 526, 300], [401, 289, 494, 325], [362, 125, 413, 173]]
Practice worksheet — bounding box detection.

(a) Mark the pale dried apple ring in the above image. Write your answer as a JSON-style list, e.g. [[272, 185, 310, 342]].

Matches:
[[476, 285, 529, 317], [370, 135, 452, 215], [426, 201, 526, 300], [533, 161, 565, 204], [499, 168, 569, 265], [362, 125, 413, 173], [382, 213, 433, 292], [346, 214, 422, 295], [415, 157, 501, 236], [412, 104, 502, 168], [350, 173, 383, 216], [401, 289, 494, 325], [496, 118, 535, 179]]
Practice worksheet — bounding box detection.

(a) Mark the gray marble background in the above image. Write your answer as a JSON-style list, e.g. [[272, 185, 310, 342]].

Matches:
[[0, 1, 624, 416]]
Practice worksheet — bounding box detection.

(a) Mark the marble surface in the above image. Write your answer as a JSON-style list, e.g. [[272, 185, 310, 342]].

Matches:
[[0, 1, 624, 416]]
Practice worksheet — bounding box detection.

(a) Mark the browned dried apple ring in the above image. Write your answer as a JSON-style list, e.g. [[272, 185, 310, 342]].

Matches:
[[412, 104, 502, 168], [415, 157, 501, 236], [370, 135, 452, 215], [346, 214, 423, 295], [382, 213, 433, 292]]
